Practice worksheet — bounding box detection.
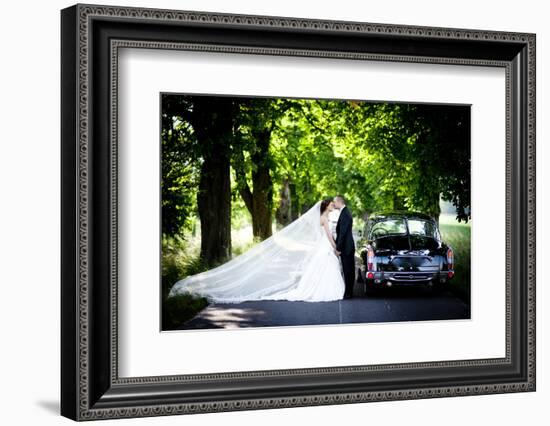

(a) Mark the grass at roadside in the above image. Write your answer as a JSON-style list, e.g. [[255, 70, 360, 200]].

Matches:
[[439, 214, 471, 305], [161, 235, 210, 330]]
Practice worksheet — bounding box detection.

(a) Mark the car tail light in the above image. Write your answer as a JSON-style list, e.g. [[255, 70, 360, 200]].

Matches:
[[367, 246, 374, 271], [446, 247, 454, 271]]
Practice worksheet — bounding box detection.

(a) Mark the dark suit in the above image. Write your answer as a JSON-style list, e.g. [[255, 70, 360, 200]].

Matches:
[[335, 206, 356, 297]]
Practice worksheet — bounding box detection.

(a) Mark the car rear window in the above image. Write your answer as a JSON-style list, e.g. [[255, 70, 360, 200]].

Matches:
[[407, 219, 438, 239], [370, 219, 407, 238]]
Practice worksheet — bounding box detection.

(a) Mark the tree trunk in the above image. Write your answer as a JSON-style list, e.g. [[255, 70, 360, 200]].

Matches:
[[238, 128, 274, 240], [252, 164, 273, 239], [289, 181, 299, 221], [275, 178, 292, 227], [191, 97, 234, 267], [197, 156, 232, 267], [429, 193, 441, 225]]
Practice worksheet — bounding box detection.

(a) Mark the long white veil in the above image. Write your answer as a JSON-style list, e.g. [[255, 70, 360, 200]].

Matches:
[[167, 200, 323, 303]]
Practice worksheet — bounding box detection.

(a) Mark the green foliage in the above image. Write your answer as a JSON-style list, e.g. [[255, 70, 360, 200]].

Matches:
[[439, 215, 471, 303], [270, 99, 366, 213], [161, 234, 206, 300], [162, 95, 471, 237], [161, 96, 201, 236], [161, 234, 210, 329], [406, 105, 471, 222], [162, 293, 209, 330]]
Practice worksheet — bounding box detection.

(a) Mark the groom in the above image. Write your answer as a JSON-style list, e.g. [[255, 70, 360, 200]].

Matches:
[[333, 195, 356, 299]]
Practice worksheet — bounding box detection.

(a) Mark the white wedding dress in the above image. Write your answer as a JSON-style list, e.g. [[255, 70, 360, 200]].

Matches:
[[167, 200, 345, 303]]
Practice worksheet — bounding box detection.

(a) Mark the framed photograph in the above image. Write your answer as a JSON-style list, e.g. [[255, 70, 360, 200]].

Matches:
[[61, 3, 536, 421]]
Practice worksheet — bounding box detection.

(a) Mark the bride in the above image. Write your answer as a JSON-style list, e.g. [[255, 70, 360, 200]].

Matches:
[[167, 199, 346, 303]]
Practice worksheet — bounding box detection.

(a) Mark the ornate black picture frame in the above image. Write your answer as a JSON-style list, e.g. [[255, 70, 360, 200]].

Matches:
[[61, 3, 536, 421]]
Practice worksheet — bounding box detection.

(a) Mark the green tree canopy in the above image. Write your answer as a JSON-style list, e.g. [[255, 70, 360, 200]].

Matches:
[[161, 94, 471, 264]]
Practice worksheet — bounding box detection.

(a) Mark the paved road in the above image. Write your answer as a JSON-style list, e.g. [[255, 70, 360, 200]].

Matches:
[[177, 286, 470, 330]]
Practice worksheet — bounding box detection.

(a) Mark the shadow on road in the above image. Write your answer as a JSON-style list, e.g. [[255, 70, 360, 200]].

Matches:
[[176, 286, 471, 330], [178, 306, 268, 329]]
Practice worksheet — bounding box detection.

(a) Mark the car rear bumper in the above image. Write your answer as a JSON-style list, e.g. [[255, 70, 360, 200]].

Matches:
[[366, 270, 453, 286]]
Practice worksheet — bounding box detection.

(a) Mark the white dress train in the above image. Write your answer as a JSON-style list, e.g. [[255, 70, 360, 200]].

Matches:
[[167, 200, 346, 303], [262, 223, 345, 302]]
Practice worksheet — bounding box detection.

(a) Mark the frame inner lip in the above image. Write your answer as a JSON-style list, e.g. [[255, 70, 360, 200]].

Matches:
[[108, 38, 513, 385]]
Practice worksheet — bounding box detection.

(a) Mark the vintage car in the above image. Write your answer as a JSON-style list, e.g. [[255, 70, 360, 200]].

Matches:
[[357, 211, 454, 293]]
